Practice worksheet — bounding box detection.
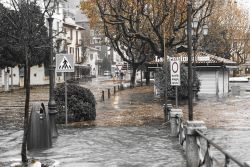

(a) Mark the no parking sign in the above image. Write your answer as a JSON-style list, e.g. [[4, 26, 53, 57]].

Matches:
[[170, 60, 180, 86]]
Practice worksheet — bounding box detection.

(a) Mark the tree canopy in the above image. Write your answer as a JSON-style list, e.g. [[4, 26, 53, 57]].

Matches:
[[81, 0, 214, 57], [0, 1, 49, 69], [203, 0, 250, 64], [80, 0, 214, 86]]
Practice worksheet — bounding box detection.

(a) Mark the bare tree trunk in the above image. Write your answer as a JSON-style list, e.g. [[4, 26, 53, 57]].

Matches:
[[145, 67, 150, 86], [21, 47, 30, 163], [24, 67, 27, 88], [11, 67, 13, 90], [130, 66, 137, 88]]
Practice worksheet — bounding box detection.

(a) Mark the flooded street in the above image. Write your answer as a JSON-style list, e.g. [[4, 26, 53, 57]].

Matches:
[[1, 78, 250, 166], [0, 127, 186, 167], [206, 128, 250, 166], [0, 78, 187, 166]]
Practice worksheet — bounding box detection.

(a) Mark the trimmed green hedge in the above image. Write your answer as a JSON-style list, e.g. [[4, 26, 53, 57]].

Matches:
[[55, 83, 96, 123]]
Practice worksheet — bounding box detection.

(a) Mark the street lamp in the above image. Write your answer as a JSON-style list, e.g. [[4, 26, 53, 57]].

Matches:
[[44, 0, 58, 138], [187, 1, 209, 120], [187, 1, 193, 121]]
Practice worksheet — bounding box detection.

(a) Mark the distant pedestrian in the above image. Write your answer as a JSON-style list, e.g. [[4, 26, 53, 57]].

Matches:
[[120, 72, 124, 80]]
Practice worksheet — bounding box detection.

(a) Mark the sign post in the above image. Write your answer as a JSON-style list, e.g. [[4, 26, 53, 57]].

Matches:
[[170, 60, 181, 108], [56, 54, 74, 125]]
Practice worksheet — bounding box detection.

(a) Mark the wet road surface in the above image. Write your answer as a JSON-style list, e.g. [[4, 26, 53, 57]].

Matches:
[[206, 128, 250, 166], [0, 127, 186, 167], [1, 79, 250, 166], [0, 79, 187, 166]]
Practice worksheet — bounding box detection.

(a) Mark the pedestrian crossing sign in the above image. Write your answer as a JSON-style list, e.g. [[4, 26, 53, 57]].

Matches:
[[56, 54, 74, 72]]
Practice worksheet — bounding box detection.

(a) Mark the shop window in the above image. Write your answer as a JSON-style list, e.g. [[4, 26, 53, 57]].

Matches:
[[245, 68, 250, 74]]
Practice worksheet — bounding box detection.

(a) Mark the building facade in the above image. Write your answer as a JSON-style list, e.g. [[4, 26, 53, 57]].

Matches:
[[0, 1, 85, 89]]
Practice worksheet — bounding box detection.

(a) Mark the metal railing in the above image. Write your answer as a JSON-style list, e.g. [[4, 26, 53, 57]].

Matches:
[[173, 112, 249, 167], [196, 130, 247, 167]]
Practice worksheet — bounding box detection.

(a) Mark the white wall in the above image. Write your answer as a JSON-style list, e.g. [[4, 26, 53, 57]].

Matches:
[[198, 68, 229, 95], [1, 67, 20, 87], [199, 70, 217, 94], [218, 69, 229, 95], [30, 65, 49, 85], [86, 49, 99, 76]]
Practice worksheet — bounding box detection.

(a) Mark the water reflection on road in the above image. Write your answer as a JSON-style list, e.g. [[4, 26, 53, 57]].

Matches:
[[0, 126, 187, 167]]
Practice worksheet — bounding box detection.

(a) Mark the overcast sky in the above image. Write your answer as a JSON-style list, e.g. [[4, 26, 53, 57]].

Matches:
[[64, 0, 88, 22]]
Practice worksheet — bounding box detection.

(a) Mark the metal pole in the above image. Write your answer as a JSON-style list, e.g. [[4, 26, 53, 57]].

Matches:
[[163, 20, 168, 109], [108, 88, 110, 98], [47, 16, 58, 137], [187, 1, 193, 121], [193, 38, 197, 102], [175, 86, 178, 108], [64, 72, 68, 125]]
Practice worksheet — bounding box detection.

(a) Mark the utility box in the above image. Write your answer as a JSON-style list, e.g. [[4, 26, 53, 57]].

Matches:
[[231, 86, 240, 96], [27, 103, 52, 150]]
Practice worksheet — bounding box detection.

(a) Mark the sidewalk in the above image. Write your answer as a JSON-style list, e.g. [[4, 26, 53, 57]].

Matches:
[[71, 86, 164, 127]]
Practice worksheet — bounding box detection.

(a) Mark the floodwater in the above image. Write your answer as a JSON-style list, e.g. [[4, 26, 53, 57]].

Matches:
[[206, 128, 250, 166], [0, 127, 187, 167], [0, 79, 187, 166], [1, 78, 250, 166]]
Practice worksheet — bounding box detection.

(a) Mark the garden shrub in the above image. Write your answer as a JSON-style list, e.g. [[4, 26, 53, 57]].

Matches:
[[155, 63, 200, 99], [55, 83, 96, 123]]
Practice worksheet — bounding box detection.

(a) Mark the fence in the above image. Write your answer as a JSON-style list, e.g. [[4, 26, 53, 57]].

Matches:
[[166, 104, 250, 167]]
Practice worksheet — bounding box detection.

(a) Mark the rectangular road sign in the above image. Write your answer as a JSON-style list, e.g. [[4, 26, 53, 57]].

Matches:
[[170, 60, 180, 86], [56, 54, 74, 72]]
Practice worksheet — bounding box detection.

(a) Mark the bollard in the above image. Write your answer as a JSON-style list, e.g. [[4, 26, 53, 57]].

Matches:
[[102, 90, 104, 101], [114, 86, 116, 95], [170, 109, 182, 137], [186, 121, 207, 167], [166, 103, 173, 121], [27, 103, 52, 150], [163, 104, 166, 122], [108, 88, 111, 98]]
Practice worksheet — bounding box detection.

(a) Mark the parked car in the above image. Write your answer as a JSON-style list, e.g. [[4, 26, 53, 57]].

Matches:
[[104, 71, 111, 76]]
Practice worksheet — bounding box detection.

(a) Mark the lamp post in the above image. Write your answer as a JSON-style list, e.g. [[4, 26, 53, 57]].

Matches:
[[45, 0, 58, 138], [187, 1, 193, 121]]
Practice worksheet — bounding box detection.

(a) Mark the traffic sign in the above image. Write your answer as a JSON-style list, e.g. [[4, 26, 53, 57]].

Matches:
[[56, 54, 74, 72], [170, 60, 180, 86], [116, 64, 123, 71]]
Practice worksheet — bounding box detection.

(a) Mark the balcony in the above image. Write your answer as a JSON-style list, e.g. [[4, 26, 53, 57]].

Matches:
[[66, 37, 72, 44], [76, 39, 82, 46]]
